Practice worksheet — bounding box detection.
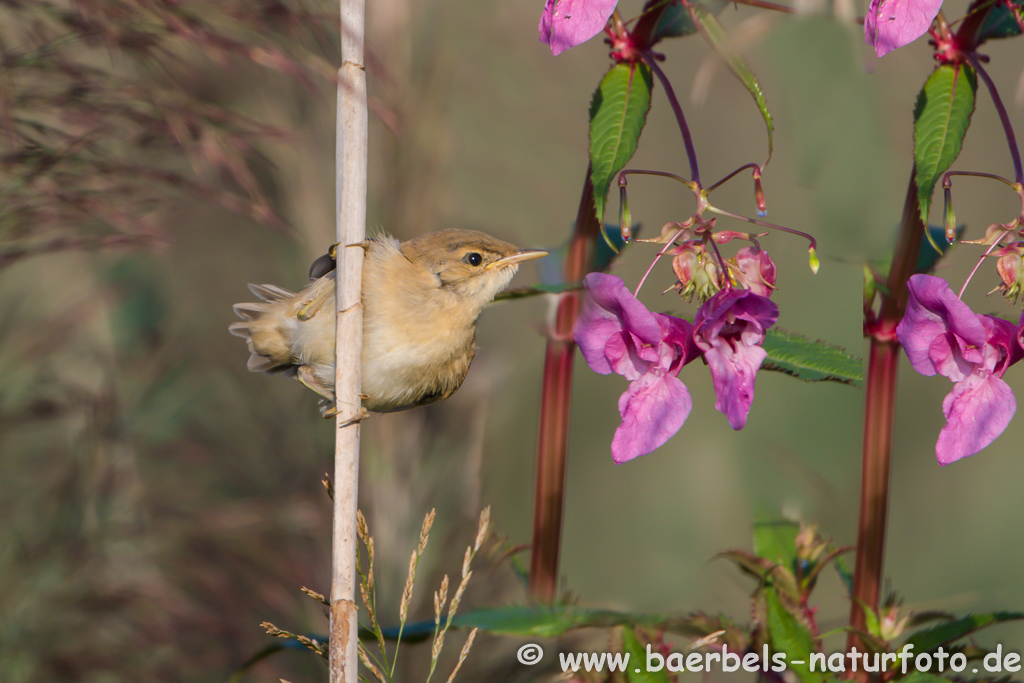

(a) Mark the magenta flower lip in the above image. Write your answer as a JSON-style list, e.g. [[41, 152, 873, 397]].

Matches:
[[897, 274, 1024, 464], [574, 273, 777, 461], [694, 288, 778, 430], [574, 273, 699, 462]]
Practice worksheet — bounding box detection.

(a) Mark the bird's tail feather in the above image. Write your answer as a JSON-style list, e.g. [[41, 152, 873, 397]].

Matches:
[[230, 284, 295, 373]]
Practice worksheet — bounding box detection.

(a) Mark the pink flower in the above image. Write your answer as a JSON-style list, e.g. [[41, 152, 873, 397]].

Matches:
[[693, 289, 778, 429], [864, 0, 944, 57], [538, 0, 618, 56], [896, 274, 1023, 464], [574, 273, 700, 462]]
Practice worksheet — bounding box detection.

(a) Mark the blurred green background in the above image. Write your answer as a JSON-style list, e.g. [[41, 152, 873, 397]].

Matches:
[[2, 0, 1022, 680]]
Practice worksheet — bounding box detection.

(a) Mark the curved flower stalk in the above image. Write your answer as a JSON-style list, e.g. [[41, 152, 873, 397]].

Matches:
[[896, 274, 1024, 464]]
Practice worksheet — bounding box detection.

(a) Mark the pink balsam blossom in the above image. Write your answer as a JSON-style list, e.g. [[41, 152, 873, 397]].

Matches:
[[896, 274, 1023, 464], [693, 288, 778, 429], [538, 0, 618, 56], [864, 0, 944, 57], [574, 273, 700, 463]]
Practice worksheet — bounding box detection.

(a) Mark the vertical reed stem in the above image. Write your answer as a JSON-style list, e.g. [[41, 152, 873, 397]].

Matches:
[[331, 0, 367, 678]]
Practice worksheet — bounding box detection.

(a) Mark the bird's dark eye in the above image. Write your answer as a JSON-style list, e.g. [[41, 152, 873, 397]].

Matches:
[[465, 252, 483, 267]]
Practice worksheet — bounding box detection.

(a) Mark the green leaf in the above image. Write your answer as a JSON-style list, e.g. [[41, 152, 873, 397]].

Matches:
[[916, 224, 964, 274], [833, 555, 853, 595], [761, 327, 863, 386], [448, 605, 728, 640], [899, 672, 952, 683], [914, 64, 977, 225], [622, 626, 670, 683], [718, 548, 780, 579], [644, 0, 728, 41], [493, 282, 582, 302], [688, 4, 773, 162], [860, 599, 881, 637], [973, 0, 1024, 42], [590, 63, 653, 225], [905, 611, 1024, 652], [765, 587, 823, 683], [754, 521, 799, 568], [455, 605, 607, 637]]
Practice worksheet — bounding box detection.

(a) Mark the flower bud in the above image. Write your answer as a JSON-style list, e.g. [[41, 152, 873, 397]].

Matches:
[[995, 243, 1024, 303], [878, 605, 909, 642], [733, 246, 777, 297], [618, 185, 632, 242], [712, 230, 762, 245], [672, 246, 724, 302], [943, 185, 957, 244], [753, 167, 767, 217]]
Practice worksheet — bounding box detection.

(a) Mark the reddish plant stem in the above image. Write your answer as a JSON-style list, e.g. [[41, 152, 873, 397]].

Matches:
[[529, 166, 600, 602], [845, 169, 923, 673]]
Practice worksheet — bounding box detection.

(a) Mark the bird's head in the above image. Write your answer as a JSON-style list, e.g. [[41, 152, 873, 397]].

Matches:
[[402, 229, 547, 308]]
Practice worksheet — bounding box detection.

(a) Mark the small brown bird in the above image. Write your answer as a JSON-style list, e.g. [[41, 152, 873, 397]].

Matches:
[[230, 229, 546, 414]]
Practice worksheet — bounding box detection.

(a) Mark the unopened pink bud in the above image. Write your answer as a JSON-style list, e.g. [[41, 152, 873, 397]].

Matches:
[[753, 169, 766, 217], [734, 246, 777, 297], [712, 230, 755, 244], [996, 245, 1024, 303]]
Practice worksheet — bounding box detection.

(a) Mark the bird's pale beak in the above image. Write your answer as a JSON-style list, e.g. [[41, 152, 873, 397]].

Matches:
[[486, 249, 548, 270]]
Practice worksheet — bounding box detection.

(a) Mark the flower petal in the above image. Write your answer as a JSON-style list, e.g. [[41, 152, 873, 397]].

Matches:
[[936, 372, 1016, 465], [733, 246, 776, 297], [611, 371, 692, 463], [705, 338, 767, 430], [864, 0, 944, 57], [694, 289, 777, 429], [653, 311, 700, 373], [538, 0, 619, 56], [980, 313, 1024, 376], [575, 273, 662, 376], [897, 274, 987, 380]]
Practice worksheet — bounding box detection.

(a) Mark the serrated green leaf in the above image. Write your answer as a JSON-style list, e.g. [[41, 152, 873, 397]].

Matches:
[[754, 521, 800, 568], [905, 611, 1024, 652], [622, 626, 670, 683], [590, 63, 653, 225], [914, 64, 977, 225], [973, 0, 1024, 42], [688, 4, 773, 162], [765, 587, 823, 683], [761, 327, 863, 386], [718, 548, 779, 578]]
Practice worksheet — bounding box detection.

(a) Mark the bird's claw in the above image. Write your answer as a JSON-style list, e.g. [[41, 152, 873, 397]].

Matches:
[[318, 400, 369, 427]]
